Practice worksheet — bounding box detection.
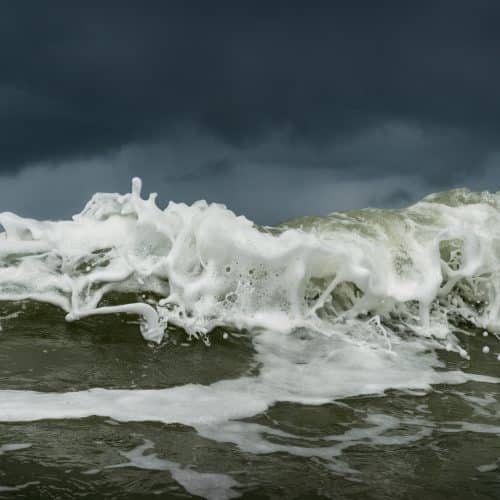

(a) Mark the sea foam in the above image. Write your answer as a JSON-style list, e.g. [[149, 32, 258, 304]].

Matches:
[[1, 178, 500, 353]]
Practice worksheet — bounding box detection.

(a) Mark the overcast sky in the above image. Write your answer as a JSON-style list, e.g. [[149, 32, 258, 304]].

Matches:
[[1, 1, 499, 224]]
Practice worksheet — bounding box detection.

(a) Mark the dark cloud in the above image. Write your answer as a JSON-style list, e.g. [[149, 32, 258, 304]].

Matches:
[[1, 1, 500, 175], [165, 157, 233, 182], [0, 129, 497, 225]]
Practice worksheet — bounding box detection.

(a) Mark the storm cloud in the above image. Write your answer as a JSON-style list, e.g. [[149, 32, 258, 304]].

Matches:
[[0, 2, 499, 222]]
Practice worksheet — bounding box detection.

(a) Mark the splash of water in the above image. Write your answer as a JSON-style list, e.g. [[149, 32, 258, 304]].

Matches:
[[0, 178, 499, 353]]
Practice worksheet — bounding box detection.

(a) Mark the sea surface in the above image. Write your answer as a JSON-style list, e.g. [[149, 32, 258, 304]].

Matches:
[[1, 180, 500, 498]]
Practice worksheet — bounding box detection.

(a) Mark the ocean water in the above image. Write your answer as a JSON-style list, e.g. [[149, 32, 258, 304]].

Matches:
[[1, 179, 500, 498]]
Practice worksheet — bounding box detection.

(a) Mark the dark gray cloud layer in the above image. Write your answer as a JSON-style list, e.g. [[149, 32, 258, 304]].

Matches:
[[0, 2, 500, 222], [1, 2, 500, 167]]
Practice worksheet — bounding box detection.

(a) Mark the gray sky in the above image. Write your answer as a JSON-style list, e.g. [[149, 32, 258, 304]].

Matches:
[[1, 1, 500, 224]]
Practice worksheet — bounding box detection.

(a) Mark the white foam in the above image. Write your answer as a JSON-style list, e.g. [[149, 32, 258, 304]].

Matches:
[[0, 481, 39, 493], [0, 442, 31, 455], [0, 330, 496, 428], [197, 412, 435, 475], [104, 439, 240, 500], [1, 180, 500, 349], [477, 463, 498, 473]]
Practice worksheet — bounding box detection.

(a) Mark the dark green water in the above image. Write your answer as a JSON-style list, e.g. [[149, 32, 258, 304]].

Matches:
[[1, 304, 500, 499]]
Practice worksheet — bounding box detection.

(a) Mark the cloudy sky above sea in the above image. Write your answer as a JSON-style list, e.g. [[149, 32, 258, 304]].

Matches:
[[1, 1, 499, 223]]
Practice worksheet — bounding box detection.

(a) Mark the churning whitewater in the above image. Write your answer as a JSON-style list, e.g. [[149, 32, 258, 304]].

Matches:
[[0, 179, 499, 427], [1, 178, 500, 348]]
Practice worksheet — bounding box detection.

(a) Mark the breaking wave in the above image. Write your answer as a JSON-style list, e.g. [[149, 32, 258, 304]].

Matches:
[[1, 178, 500, 356]]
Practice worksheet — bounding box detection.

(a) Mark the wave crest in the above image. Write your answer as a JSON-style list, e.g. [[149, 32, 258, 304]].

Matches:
[[1, 179, 499, 357]]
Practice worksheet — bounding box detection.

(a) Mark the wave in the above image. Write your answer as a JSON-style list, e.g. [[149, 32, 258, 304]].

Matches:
[[1, 178, 499, 355], [0, 178, 499, 353]]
